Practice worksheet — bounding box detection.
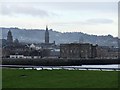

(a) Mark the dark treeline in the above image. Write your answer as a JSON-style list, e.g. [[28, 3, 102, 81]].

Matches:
[[2, 58, 120, 66]]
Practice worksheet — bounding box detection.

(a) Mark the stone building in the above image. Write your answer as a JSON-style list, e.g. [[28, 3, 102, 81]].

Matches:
[[60, 43, 97, 59], [40, 26, 56, 49], [2, 44, 30, 58], [96, 46, 119, 59], [45, 25, 49, 44], [7, 30, 13, 44]]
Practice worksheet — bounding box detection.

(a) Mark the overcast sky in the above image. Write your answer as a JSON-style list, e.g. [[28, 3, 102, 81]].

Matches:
[[0, 1, 118, 36]]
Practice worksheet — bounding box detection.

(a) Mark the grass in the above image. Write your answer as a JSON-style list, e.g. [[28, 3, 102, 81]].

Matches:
[[2, 68, 119, 88]]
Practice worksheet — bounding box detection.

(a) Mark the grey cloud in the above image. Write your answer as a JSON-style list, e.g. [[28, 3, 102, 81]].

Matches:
[[43, 2, 117, 13], [86, 18, 114, 24], [1, 4, 56, 17], [51, 18, 114, 26]]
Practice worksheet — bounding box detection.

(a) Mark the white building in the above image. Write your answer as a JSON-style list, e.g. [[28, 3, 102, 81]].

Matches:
[[10, 55, 24, 58], [30, 43, 41, 50]]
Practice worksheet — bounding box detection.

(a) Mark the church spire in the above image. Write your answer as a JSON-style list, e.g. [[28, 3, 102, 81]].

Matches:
[[45, 25, 49, 43], [7, 30, 13, 44], [46, 25, 48, 31]]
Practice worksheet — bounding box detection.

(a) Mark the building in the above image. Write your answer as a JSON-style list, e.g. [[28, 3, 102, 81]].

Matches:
[[7, 30, 13, 44], [14, 38, 19, 44], [60, 43, 97, 59], [45, 25, 49, 44], [3, 27, 60, 58], [96, 46, 119, 59], [29, 43, 41, 50], [40, 26, 58, 49], [50, 49, 60, 58], [2, 43, 30, 58], [10, 55, 24, 58]]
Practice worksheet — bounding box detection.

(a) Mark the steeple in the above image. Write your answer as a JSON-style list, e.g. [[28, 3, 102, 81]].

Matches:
[[46, 25, 48, 31], [7, 30, 13, 44], [45, 25, 49, 43]]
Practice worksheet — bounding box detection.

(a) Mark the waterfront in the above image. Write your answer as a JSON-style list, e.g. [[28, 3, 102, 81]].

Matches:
[[16, 64, 120, 71]]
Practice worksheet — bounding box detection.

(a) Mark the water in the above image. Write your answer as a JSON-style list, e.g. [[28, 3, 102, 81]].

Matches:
[[2, 64, 120, 71], [22, 64, 120, 71], [81, 64, 119, 68], [66, 64, 119, 68]]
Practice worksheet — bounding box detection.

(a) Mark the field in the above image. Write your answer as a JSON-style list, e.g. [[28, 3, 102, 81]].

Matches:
[[2, 68, 119, 88]]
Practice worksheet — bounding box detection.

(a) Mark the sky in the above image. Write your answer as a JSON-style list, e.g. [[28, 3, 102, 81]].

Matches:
[[0, 0, 118, 37]]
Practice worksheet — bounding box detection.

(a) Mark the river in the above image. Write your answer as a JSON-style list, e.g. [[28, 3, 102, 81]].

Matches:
[[23, 64, 120, 71]]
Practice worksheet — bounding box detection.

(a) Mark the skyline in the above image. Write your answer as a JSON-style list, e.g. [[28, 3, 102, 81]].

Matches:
[[0, 2, 118, 37]]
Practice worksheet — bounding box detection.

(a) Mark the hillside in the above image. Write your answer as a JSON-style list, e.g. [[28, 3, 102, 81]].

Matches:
[[1, 27, 119, 47]]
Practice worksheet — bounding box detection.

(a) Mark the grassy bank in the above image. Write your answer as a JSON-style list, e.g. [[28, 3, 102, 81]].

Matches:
[[2, 69, 118, 88]]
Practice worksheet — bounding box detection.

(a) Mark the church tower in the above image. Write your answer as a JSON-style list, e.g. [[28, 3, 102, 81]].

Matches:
[[7, 30, 13, 44], [45, 25, 49, 43]]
